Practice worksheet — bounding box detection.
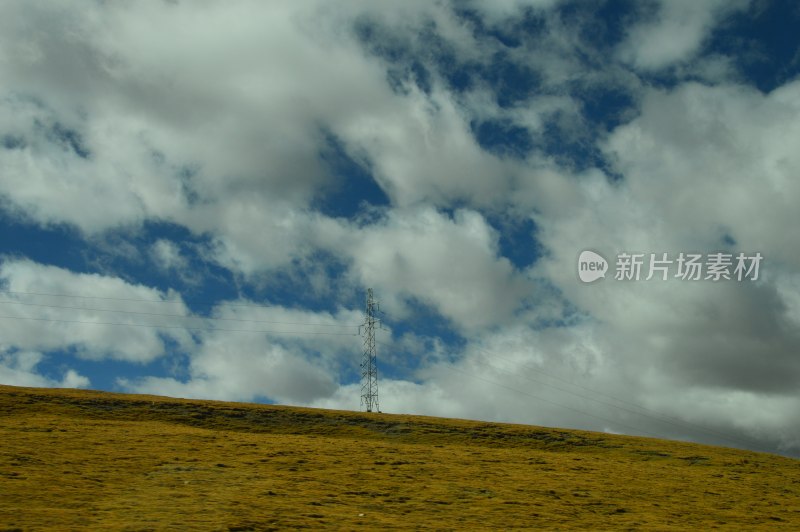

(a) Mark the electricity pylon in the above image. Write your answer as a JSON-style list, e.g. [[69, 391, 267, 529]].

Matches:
[[359, 288, 379, 413]]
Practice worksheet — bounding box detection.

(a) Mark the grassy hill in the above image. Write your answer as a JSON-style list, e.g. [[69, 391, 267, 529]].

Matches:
[[1, 385, 799, 530]]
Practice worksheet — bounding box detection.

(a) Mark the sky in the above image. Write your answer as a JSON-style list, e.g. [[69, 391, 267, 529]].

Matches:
[[1, 0, 800, 457]]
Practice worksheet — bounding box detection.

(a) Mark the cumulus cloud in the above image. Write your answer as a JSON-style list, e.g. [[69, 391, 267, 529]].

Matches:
[[310, 379, 466, 419], [617, 0, 751, 71], [0, 259, 194, 362], [150, 240, 188, 272], [464, 0, 561, 25], [149, 238, 206, 286], [120, 302, 363, 404], [0, 0, 607, 272], [0, 95, 181, 231], [335, 85, 521, 209], [604, 81, 800, 266], [312, 315, 800, 454], [522, 79, 800, 453], [0, 349, 90, 389], [120, 342, 337, 405], [0, 0, 388, 264], [344, 207, 531, 331]]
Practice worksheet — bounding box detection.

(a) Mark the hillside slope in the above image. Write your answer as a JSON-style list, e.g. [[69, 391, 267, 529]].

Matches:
[[1, 385, 799, 530]]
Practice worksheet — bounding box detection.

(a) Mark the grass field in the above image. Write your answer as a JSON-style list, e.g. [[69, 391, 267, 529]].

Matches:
[[1, 385, 799, 530]]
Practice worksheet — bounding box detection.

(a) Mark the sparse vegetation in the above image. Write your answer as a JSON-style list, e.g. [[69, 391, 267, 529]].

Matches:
[[1, 385, 799, 530]]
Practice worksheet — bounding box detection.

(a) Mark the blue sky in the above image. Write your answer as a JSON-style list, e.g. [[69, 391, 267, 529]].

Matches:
[[2, 0, 800, 456]]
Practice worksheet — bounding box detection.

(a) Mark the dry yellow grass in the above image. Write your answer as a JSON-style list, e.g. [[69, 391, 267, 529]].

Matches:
[[1, 384, 799, 530]]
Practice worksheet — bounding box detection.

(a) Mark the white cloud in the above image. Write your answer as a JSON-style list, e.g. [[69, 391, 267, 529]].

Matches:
[[149, 239, 205, 286], [335, 84, 521, 210], [310, 316, 800, 454], [0, 259, 194, 362], [120, 301, 363, 404], [513, 78, 800, 453], [309, 379, 466, 419], [0, 349, 90, 389], [464, 0, 561, 25], [120, 342, 337, 405], [150, 239, 188, 272], [617, 0, 751, 71], [0, 0, 388, 262], [0, 96, 182, 231], [344, 207, 531, 331], [0, 0, 591, 276], [604, 81, 800, 266]]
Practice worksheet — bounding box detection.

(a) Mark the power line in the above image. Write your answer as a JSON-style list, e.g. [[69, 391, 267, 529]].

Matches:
[[0, 289, 196, 305], [0, 289, 361, 322], [0, 299, 358, 328], [471, 346, 762, 449], [445, 363, 665, 439], [376, 339, 759, 449], [472, 352, 760, 449], [0, 314, 358, 337], [0, 289, 765, 449], [372, 339, 661, 437]]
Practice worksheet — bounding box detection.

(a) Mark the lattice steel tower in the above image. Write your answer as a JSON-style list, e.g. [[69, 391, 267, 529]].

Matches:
[[359, 288, 380, 412]]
